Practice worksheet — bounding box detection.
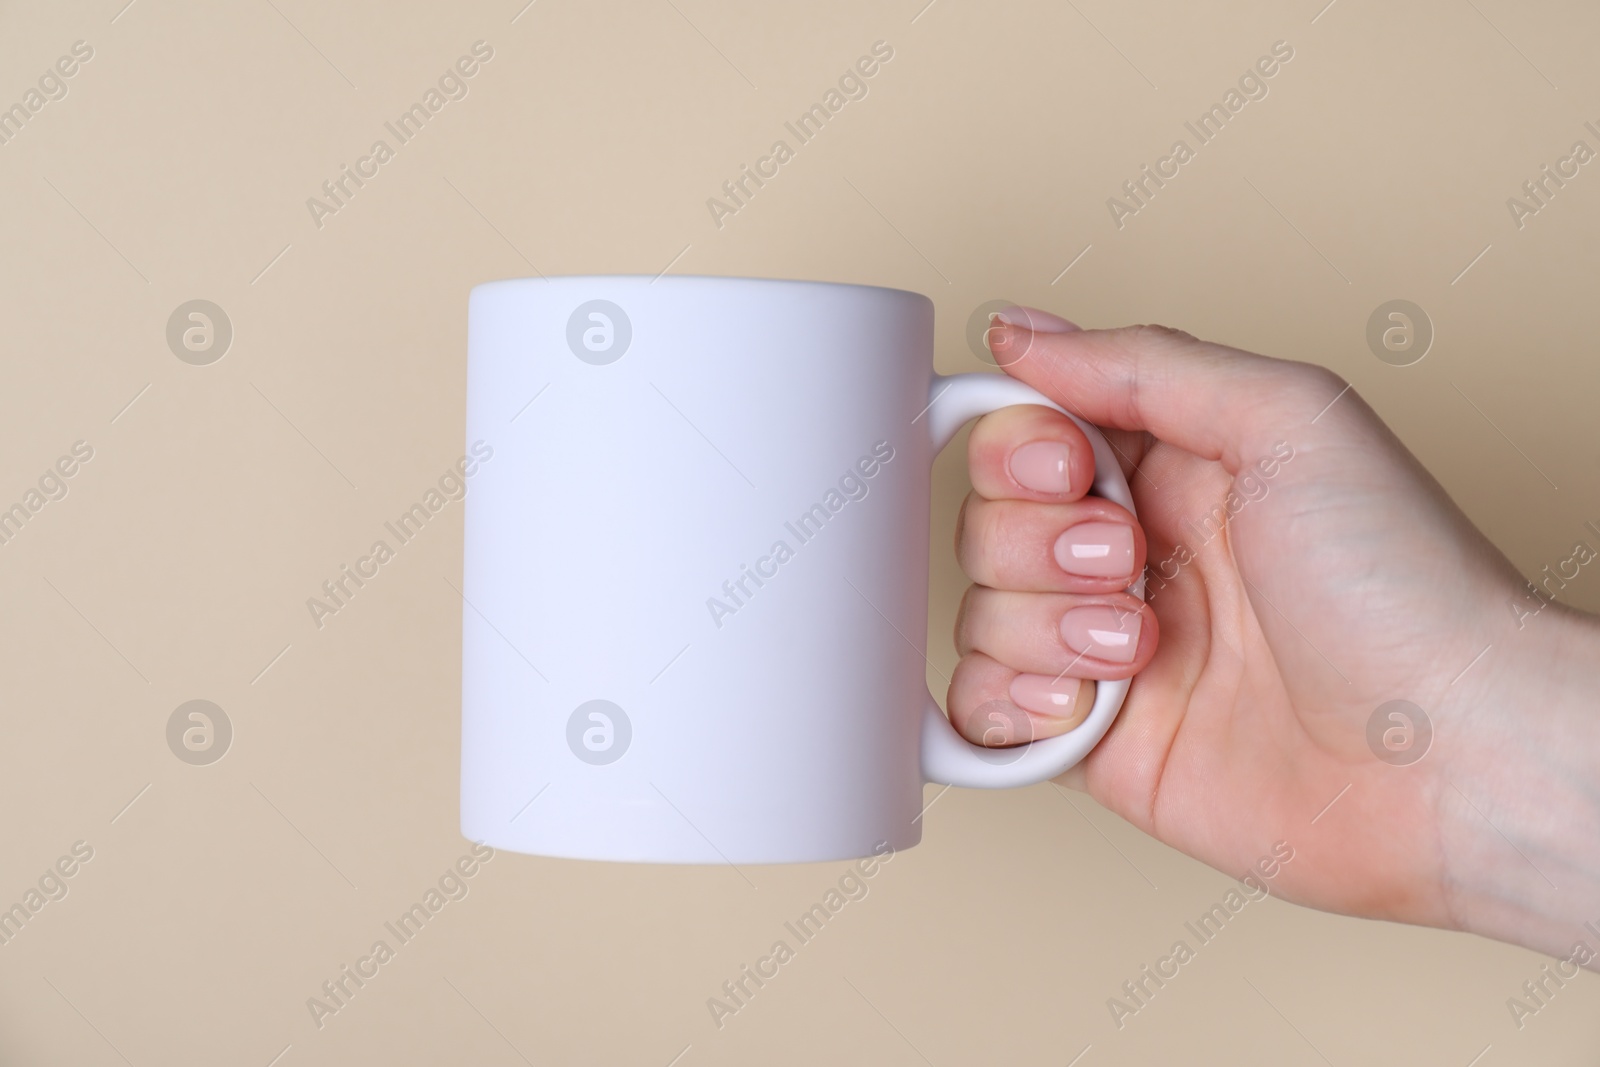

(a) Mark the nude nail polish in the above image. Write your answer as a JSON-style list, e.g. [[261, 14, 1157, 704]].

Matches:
[[1010, 441, 1074, 494], [995, 306, 1080, 333], [1060, 604, 1141, 664], [1054, 521, 1136, 579], [1008, 674, 1083, 721]]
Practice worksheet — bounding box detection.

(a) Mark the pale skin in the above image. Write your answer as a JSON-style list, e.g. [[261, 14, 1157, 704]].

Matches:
[[951, 307, 1600, 965]]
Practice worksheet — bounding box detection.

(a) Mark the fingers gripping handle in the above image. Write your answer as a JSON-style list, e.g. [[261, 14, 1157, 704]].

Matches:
[[919, 373, 1143, 788]]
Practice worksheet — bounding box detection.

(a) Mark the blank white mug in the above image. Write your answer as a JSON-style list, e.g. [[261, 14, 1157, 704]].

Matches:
[[461, 276, 1141, 864]]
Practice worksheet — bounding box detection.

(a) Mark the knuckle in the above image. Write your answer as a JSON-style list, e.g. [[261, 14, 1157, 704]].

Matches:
[[1121, 323, 1199, 349], [953, 491, 973, 555], [952, 585, 978, 650], [959, 498, 1006, 581], [1287, 363, 1350, 411], [1296, 362, 1346, 394]]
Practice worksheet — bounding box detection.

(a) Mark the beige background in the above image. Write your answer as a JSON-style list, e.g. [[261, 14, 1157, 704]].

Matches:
[[2, 0, 1598, 1063]]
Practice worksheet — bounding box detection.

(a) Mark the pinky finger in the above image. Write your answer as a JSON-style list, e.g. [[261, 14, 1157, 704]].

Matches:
[[948, 651, 1098, 748]]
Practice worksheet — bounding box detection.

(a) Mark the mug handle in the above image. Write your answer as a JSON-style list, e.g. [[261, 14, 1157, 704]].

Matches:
[[920, 372, 1144, 787]]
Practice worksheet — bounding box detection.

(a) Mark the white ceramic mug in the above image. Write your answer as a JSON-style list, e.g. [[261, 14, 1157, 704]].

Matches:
[[461, 276, 1142, 864]]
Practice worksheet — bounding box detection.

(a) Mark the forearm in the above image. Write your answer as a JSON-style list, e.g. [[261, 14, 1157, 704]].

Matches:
[[1437, 601, 1600, 965]]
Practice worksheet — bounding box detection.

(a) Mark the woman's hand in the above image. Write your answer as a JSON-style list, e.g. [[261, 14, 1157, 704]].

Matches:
[[950, 307, 1600, 958]]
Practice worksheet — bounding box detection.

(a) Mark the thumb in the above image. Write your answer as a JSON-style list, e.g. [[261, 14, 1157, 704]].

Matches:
[[989, 311, 1348, 472]]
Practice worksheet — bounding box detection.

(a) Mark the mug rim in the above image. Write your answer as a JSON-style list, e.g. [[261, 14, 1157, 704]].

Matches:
[[470, 273, 933, 307]]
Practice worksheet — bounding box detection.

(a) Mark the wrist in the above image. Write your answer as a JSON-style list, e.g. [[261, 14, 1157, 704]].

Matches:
[[1433, 598, 1600, 960]]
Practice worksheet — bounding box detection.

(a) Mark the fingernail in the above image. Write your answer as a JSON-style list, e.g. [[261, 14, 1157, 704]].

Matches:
[[995, 306, 1080, 333], [1008, 674, 1085, 722], [1054, 521, 1136, 578], [1060, 604, 1142, 664], [1009, 441, 1074, 494]]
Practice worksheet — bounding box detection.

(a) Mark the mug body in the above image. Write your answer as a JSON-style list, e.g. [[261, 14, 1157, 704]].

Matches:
[[462, 276, 935, 864]]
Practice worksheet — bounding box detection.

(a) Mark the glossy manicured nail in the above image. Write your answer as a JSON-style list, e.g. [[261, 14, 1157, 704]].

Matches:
[[995, 306, 1080, 333], [1010, 441, 1074, 494], [1008, 674, 1084, 721], [1054, 521, 1136, 578], [1060, 604, 1142, 664]]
